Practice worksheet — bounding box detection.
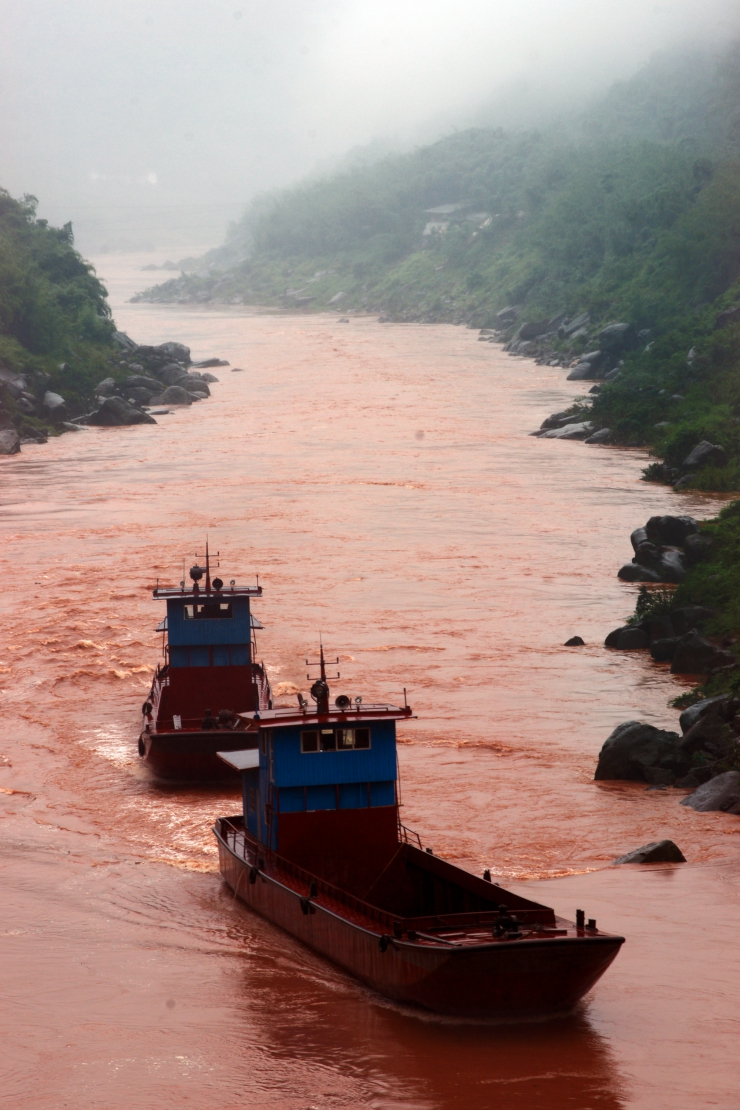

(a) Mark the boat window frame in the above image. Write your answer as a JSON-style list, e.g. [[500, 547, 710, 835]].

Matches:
[[183, 602, 234, 620], [300, 727, 371, 753]]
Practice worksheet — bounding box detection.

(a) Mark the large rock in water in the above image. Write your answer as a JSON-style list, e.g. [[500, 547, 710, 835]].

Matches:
[[540, 421, 593, 439], [613, 840, 686, 864], [87, 397, 157, 426], [125, 374, 162, 392], [159, 362, 193, 386], [156, 385, 192, 406], [644, 515, 698, 545], [0, 427, 21, 454], [594, 721, 682, 781], [604, 626, 649, 649], [680, 771, 740, 813], [679, 695, 728, 733], [157, 341, 191, 364], [617, 563, 662, 582]]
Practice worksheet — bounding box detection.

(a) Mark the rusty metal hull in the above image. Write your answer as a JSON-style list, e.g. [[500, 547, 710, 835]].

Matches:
[[140, 730, 256, 781], [215, 821, 623, 1019]]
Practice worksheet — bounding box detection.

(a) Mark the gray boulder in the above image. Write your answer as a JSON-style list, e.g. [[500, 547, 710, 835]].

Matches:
[[605, 626, 649, 649], [630, 526, 649, 550], [126, 387, 155, 406], [683, 534, 713, 561], [650, 637, 680, 662], [670, 631, 721, 675], [595, 721, 682, 781], [125, 375, 162, 392], [614, 840, 686, 864], [157, 342, 190, 364], [617, 563, 662, 582], [95, 377, 118, 396], [679, 695, 728, 734], [159, 363, 193, 386], [192, 358, 227, 368], [176, 374, 210, 396], [112, 330, 138, 351], [598, 323, 637, 353], [155, 385, 191, 406], [681, 771, 740, 813], [564, 636, 585, 646], [540, 410, 574, 429], [633, 541, 661, 569], [518, 319, 551, 340], [541, 421, 593, 440], [657, 549, 688, 583], [677, 708, 732, 761], [584, 427, 611, 444], [560, 312, 590, 337], [0, 427, 21, 455], [566, 363, 598, 382], [683, 441, 727, 469], [87, 397, 157, 426], [645, 515, 698, 546], [43, 391, 67, 421], [200, 373, 219, 383]]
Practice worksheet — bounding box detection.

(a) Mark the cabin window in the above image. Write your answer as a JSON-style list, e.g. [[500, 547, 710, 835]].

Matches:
[[248, 787, 256, 812], [320, 728, 337, 752], [183, 603, 233, 620], [300, 727, 371, 752], [301, 731, 319, 753], [260, 729, 271, 755]]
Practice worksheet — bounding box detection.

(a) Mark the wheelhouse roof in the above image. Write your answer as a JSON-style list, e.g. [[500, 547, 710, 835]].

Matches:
[[153, 584, 262, 600], [237, 704, 415, 730]]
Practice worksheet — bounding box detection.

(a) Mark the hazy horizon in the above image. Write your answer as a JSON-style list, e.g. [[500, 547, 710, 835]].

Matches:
[[2, 0, 738, 258]]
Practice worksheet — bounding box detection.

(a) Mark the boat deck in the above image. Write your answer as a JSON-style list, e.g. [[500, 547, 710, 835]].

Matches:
[[219, 818, 603, 950]]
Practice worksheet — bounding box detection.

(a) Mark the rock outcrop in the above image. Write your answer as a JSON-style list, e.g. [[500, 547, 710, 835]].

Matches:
[[594, 721, 684, 782], [680, 771, 740, 813], [87, 397, 157, 426], [613, 840, 686, 864]]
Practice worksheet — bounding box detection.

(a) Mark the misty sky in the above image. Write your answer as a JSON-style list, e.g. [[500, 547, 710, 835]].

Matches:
[[1, 0, 738, 255]]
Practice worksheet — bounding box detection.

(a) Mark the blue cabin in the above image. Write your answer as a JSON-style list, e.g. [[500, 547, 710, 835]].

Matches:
[[221, 699, 414, 894]]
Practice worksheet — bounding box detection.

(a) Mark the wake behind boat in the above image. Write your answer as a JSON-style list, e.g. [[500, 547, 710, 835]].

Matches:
[[214, 649, 623, 1018]]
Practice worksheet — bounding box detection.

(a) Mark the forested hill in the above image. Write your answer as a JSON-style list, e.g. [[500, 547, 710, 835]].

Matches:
[[136, 44, 740, 496], [137, 43, 740, 333], [0, 190, 116, 446]]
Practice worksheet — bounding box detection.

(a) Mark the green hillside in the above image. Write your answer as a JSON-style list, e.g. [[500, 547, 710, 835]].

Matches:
[[136, 44, 740, 491], [0, 190, 116, 441]]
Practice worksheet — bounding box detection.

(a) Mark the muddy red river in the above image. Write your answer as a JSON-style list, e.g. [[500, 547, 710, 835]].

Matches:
[[1, 256, 738, 1109]]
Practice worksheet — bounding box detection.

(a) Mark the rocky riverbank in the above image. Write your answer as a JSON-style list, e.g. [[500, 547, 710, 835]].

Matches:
[[592, 508, 740, 814], [0, 331, 230, 452]]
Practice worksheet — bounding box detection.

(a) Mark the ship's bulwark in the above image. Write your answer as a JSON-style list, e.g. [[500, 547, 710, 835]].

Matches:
[[215, 818, 623, 1019]]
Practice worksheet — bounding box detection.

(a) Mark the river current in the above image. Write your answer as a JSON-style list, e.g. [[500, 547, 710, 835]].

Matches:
[[1, 255, 738, 1109]]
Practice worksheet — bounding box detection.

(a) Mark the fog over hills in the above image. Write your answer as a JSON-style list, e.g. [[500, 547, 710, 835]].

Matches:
[[1, 0, 738, 254]]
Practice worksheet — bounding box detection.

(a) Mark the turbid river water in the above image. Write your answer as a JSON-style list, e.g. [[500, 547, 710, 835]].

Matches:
[[2, 255, 739, 1109]]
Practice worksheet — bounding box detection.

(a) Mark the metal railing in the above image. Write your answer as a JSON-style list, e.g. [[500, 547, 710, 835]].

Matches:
[[398, 821, 422, 849]]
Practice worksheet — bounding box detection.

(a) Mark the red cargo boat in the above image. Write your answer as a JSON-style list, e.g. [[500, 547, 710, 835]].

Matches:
[[214, 651, 623, 1018], [139, 547, 272, 780]]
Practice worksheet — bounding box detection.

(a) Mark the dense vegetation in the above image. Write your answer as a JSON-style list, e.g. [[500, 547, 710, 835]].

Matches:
[[0, 190, 115, 434], [138, 44, 740, 487]]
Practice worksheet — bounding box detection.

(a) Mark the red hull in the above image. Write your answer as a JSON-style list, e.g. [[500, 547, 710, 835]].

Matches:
[[215, 818, 623, 1019]]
